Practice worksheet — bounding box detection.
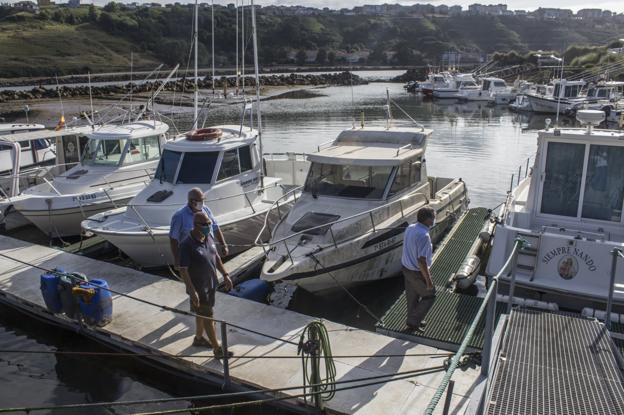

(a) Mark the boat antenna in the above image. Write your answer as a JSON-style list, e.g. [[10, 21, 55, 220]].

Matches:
[[211, 0, 215, 96], [552, 55, 564, 126], [235, 0, 239, 96], [88, 71, 95, 126], [251, 0, 264, 188], [55, 75, 65, 123], [130, 52, 133, 115], [350, 66, 356, 128], [193, 0, 199, 129]]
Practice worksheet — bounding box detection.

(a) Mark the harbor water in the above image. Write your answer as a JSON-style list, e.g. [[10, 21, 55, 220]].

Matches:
[[0, 79, 554, 412]]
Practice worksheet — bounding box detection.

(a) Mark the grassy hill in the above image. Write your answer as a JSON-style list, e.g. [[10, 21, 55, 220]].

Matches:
[[0, 4, 623, 78]]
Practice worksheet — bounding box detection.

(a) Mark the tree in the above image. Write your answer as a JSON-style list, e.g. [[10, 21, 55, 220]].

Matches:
[[327, 51, 336, 65], [296, 49, 307, 66], [316, 48, 327, 64], [88, 4, 98, 22], [103, 2, 119, 13]]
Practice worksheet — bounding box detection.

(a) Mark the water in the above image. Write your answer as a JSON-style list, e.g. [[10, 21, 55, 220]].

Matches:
[[0, 79, 562, 411]]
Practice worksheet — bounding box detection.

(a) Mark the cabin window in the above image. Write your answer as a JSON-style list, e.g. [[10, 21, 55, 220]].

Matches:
[[540, 142, 585, 217], [82, 138, 127, 166], [218, 149, 241, 180], [304, 162, 392, 199], [32, 139, 49, 150], [20, 140, 31, 151], [581, 145, 624, 222], [124, 135, 161, 165], [177, 152, 219, 184], [239, 145, 253, 173], [482, 80, 490, 91], [388, 159, 422, 196], [494, 81, 506, 88], [154, 149, 182, 183]]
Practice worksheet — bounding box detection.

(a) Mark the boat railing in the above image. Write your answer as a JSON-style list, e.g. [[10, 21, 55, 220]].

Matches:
[[316, 140, 334, 152], [0, 163, 158, 182], [262, 189, 432, 263], [606, 248, 624, 329], [508, 155, 533, 193], [424, 238, 526, 415]]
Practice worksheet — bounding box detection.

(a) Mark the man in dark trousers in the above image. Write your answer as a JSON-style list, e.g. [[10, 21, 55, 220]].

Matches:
[[401, 206, 436, 333], [178, 211, 233, 358]]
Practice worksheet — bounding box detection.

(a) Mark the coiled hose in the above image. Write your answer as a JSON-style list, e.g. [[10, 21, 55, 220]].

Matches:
[[298, 320, 336, 404]]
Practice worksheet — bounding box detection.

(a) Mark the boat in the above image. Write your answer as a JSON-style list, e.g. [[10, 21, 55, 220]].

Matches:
[[420, 72, 453, 97], [460, 77, 517, 104], [0, 123, 54, 174], [433, 73, 478, 99], [0, 123, 44, 134], [10, 121, 169, 238], [81, 2, 300, 268], [526, 79, 586, 114], [509, 94, 532, 112], [486, 110, 624, 310], [259, 121, 468, 293]]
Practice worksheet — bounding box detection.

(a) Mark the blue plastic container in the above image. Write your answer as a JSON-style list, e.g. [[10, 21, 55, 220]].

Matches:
[[77, 279, 113, 326], [40, 273, 62, 313], [229, 279, 271, 303], [58, 272, 87, 318]]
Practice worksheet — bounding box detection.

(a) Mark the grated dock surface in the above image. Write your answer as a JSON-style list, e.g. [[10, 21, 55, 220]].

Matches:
[[376, 207, 501, 349], [487, 309, 624, 415]]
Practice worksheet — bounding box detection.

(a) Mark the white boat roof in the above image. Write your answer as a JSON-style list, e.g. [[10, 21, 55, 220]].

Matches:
[[0, 123, 45, 133], [0, 125, 94, 143], [539, 127, 624, 142], [89, 121, 169, 139], [308, 127, 430, 166], [164, 125, 258, 152]]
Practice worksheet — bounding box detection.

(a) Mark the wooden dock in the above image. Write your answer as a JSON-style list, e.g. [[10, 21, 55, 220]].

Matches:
[[0, 235, 481, 414]]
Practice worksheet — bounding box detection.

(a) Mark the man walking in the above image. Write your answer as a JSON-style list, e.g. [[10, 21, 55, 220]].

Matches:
[[401, 206, 436, 333], [170, 187, 228, 267], [178, 211, 234, 358]]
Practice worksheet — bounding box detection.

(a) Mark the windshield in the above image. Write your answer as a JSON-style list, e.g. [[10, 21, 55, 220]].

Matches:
[[82, 138, 127, 166], [304, 162, 393, 199], [177, 152, 219, 184], [155, 149, 182, 183]]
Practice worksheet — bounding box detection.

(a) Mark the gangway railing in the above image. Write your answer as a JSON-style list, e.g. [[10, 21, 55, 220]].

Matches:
[[607, 248, 624, 329], [424, 238, 525, 415]]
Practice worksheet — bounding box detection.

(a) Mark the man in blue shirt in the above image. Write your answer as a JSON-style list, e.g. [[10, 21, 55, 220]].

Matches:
[[170, 187, 228, 267], [401, 206, 436, 333]]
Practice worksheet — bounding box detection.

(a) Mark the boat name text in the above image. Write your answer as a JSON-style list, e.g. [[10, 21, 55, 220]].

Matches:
[[542, 246, 597, 272]]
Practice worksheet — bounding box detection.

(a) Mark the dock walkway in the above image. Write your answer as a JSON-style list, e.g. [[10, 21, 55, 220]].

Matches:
[[486, 308, 624, 415], [0, 235, 480, 414], [377, 207, 505, 350]]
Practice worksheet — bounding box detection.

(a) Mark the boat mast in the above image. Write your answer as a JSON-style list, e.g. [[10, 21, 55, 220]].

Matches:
[[241, 0, 245, 94], [193, 0, 198, 129], [251, 0, 263, 187], [211, 0, 215, 96], [235, 0, 239, 95]]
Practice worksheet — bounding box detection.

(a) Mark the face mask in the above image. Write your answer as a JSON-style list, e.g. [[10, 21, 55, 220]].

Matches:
[[200, 225, 211, 237], [191, 200, 202, 211]]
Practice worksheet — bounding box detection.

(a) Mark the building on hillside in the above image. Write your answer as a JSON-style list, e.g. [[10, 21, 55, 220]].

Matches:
[[13, 1, 38, 11], [602, 10, 612, 18], [37, 0, 51, 7], [514, 10, 527, 16], [448, 5, 462, 16], [577, 9, 603, 19], [67, 0, 80, 8], [435, 5, 449, 15], [468, 4, 507, 16], [533, 8, 573, 19]]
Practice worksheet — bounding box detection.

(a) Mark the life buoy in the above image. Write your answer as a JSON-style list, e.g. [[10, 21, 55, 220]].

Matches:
[[186, 128, 223, 141]]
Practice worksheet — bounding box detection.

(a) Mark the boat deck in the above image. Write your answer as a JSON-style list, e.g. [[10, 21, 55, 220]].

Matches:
[[486, 308, 624, 415], [377, 207, 506, 350], [0, 235, 481, 415]]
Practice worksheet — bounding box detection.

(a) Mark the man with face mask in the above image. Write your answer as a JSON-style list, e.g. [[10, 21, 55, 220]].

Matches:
[[170, 187, 228, 267], [178, 211, 234, 357], [401, 206, 436, 334]]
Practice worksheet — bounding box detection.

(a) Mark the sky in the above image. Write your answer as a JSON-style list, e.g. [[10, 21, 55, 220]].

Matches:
[[8, 0, 624, 13]]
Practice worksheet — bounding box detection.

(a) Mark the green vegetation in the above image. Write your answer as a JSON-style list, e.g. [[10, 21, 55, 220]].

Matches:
[[0, 3, 623, 78]]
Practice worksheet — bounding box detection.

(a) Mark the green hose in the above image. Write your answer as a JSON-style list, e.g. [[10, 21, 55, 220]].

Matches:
[[298, 320, 336, 404]]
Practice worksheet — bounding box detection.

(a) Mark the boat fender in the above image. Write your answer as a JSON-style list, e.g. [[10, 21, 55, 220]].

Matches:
[[186, 128, 223, 141], [452, 255, 480, 290]]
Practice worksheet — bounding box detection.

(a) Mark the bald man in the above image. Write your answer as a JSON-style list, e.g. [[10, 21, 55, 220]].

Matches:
[[178, 211, 233, 358], [170, 187, 228, 267]]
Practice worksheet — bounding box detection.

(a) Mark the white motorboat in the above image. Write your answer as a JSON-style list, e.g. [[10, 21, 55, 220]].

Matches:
[[433, 73, 478, 99], [0, 123, 54, 174], [526, 79, 586, 114], [509, 95, 532, 112], [486, 110, 624, 310], [260, 124, 468, 293], [81, 125, 300, 267], [461, 77, 517, 104], [420, 72, 453, 97], [0, 123, 44, 134], [11, 121, 169, 237]]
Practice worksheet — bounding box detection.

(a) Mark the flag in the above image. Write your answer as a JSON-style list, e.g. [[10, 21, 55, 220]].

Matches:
[[55, 115, 65, 131]]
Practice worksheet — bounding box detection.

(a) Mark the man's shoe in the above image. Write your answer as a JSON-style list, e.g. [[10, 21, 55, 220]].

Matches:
[[192, 336, 213, 348], [214, 347, 234, 359]]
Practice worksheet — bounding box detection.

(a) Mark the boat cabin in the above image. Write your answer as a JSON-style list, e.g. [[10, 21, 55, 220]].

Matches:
[[81, 121, 168, 169], [552, 79, 585, 99], [482, 78, 508, 92], [585, 81, 624, 101], [304, 128, 429, 201]]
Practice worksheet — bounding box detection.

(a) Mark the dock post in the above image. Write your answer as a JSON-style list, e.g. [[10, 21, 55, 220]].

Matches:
[[606, 249, 620, 330], [220, 321, 230, 388], [481, 279, 497, 377], [442, 380, 455, 415]]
